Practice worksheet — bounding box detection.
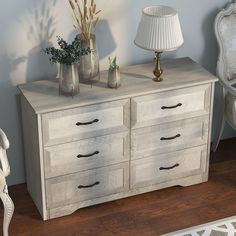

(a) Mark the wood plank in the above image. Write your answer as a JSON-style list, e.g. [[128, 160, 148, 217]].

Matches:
[[18, 58, 217, 114], [3, 138, 236, 235]]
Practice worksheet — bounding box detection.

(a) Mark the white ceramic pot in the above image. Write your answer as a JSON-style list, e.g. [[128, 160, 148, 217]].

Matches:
[[108, 69, 121, 89]]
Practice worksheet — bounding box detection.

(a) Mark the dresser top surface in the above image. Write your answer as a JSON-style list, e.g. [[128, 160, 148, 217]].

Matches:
[[18, 57, 218, 114]]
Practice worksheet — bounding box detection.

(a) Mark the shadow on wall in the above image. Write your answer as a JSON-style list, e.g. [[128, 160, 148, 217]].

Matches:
[[25, 0, 58, 82], [201, 8, 219, 74], [0, 52, 27, 185], [0, 0, 58, 185], [95, 19, 117, 60]]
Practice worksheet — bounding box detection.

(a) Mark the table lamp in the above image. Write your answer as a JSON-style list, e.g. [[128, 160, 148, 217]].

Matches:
[[134, 5, 184, 82]]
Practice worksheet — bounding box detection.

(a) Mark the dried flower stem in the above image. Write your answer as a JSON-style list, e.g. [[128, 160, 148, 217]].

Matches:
[[68, 0, 101, 41]]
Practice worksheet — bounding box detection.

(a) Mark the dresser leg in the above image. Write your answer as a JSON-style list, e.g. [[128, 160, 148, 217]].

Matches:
[[1, 185, 14, 236]]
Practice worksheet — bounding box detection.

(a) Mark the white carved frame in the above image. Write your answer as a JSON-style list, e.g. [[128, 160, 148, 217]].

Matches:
[[0, 129, 14, 236], [212, 1, 236, 151], [215, 1, 236, 94]]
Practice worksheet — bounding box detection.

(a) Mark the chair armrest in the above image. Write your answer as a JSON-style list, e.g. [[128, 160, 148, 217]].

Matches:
[[0, 169, 6, 187], [0, 129, 10, 177], [219, 79, 236, 97], [0, 150, 10, 177], [0, 129, 9, 150]]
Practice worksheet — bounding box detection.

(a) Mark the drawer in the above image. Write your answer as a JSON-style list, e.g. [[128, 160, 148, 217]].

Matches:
[[131, 146, 207, 189], [42, 99, 130, 146], [131, 116, 208, 159], [46, 163, 129, 209], [44, 132, 130, 178], [131, 84, 211, 129]]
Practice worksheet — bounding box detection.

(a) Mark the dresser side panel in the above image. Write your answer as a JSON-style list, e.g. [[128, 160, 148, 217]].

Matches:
[[21, 95, 46, 219], [204, 83, 215, 181]]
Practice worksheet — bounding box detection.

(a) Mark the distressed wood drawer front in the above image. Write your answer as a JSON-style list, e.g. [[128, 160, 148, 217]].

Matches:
[[131, 146, 207, 189], [44, 132, 130, 178], [46, 163, 129, 209], [131, 116, 209, 159], [131, 84, 211, 129], [42, 99, 130, 146]]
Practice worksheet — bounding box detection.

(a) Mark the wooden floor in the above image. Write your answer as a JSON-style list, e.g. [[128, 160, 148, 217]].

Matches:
[[3, 138, 236, 236]]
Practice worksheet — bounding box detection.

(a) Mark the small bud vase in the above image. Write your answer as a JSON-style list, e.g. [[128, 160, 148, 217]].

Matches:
[[59, 63, 80, 98], [108, 68, 121, 89]]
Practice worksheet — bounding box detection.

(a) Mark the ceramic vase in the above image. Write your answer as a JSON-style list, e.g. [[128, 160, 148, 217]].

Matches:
[[108, 68, 121, 89]]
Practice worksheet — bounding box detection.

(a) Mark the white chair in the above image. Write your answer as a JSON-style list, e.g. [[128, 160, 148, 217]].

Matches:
[[212, 1, 236, 151], [0, 129, 14, 236]]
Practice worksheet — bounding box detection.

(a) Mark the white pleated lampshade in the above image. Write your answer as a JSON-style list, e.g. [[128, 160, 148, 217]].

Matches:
[[134, 6, 184, 52]]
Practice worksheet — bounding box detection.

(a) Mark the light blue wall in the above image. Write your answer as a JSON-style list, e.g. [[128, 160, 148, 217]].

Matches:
[[0, 0, 233, 186]]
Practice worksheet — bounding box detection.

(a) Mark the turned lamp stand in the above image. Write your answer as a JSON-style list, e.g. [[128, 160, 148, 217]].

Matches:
[[153, 52, 163, 82]]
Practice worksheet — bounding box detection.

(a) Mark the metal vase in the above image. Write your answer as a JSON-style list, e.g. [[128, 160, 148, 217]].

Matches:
[[78, 34, 100, 84], [59, 64, 80, 97], [108, 69, 121, 89]]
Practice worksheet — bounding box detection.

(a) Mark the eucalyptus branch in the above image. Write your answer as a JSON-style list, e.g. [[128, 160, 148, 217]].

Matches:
[[44, 36, 91, 65]]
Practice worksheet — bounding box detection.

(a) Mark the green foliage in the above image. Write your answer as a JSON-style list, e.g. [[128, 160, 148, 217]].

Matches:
[[108, 56, 119, 71], [44, 36, 91, 65]]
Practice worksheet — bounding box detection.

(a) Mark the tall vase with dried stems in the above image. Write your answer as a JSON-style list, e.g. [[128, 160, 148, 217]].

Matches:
[[68, 0, 101, 84]]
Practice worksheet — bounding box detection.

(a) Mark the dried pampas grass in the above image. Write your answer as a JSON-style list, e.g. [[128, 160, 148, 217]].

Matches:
[[68, 0, 101, 41]]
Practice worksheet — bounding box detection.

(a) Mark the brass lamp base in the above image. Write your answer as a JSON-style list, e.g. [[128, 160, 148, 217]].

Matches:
[[153, 51, 163, 82], [153, 76, 163, 82]]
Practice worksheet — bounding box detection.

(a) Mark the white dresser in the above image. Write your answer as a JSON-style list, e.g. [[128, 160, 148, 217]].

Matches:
[[19, 58, 217, 220]]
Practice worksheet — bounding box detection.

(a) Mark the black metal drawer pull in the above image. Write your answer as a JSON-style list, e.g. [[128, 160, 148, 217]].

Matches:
[[76, 119, 99, 126], [161, 103, 182, 110], [77, 151, 99, 158], [78, 181, 100, 189], [160, 134, 181, 141], [159, 164, 179, 171]]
